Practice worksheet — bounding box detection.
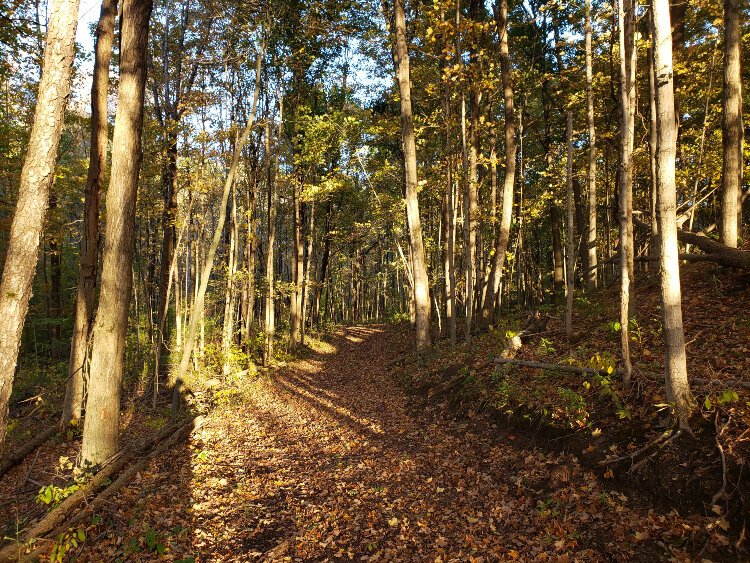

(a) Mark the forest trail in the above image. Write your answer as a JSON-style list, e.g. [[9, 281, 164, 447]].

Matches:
[[75, 325, 713, 561]]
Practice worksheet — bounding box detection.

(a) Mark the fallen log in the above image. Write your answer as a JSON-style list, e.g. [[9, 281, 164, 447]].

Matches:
[[633, 216, 750, 270], [16, 416, 206, 563], [0, 426, 57, 479], [494, 357, 750, 390], [0, 419, 187, 561]]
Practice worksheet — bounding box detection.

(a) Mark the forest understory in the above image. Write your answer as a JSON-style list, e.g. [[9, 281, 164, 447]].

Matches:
[[1, 261, 749, 562]]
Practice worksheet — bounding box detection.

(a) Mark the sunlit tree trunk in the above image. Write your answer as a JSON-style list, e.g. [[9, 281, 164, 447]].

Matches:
[[441, 10, 457, 345], [301, 200, 315, 345], [222, 187, 239, 374], [289, 183, 303, 351], [721, 0, 743, 247], [482, 0, 516, 324], [585, 0, 597, 290], [0, 0, 81, 444], [652, 0, 693, 429], [647, 20, 659, 261], [393, 0, 431, 352], [618, 0, 637, 386], [264, 98, 280, 366], [81, 0, 153, 465]]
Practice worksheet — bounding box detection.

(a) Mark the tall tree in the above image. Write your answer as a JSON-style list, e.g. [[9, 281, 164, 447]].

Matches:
[[63, 0, 119, 429], [0, 0, 80, 444], [175, 47, 263, 384], [392, 0, 431, 352], [720, 0, 743, 248], [565, 111, 574, 337], [585, 0, 597, 290], [652, 0, 692, 429], [481, 0, 516, 324], [81, 0, 153, 465], [617, 0, 637, 386]]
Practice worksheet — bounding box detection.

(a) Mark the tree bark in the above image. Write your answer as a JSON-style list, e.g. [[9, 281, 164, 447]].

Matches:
[[481, 0, 516, 325], [585, 0, 598, 289], [264, 96, 280, 366], [393, 0, 431, 352], [720, 0, 743, 248], [618, 0, 637, 386], [81, 0, 153, 466], [0, 0, 80, 445], [565, 112, 574, 337], [652, 0, 693, 429]]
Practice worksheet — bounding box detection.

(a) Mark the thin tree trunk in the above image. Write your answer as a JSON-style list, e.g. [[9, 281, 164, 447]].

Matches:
[[648, 23, 659, 261], [264, 96, 280, 366], [652, 0, 693, 428], [222, 186, 238, 374], [721, 0, 743, 247], [585, 0, 598, 290], [565, 112, 574, 337], [0, 0, 81, 444], [393, 0, 431, 352], [176, 47, 263, 385], [289, 184, 303, 351], [618, 0, 637, 386], [301, 199, 315, 345], [80, 0, 153, 465], [482, 0, 516, 324]]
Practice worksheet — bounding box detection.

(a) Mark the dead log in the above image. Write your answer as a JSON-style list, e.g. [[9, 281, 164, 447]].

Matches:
[[501, 312, 550, 359], [0, 426, 57, 478], [494, 357, 750, 389], [0, 419, 188, 561], [16, 417, 206, 563], [633, 216, 750, 270]]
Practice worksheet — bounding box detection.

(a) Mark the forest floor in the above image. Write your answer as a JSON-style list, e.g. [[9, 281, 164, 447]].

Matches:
[[3, 308, 746, 560]]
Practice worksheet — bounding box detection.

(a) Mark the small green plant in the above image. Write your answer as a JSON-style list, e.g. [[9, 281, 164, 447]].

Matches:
[[143, 528, 166, 555], [704, 390, 740, 410], [36, 483, 81, 507], [536, 337, 555, 356], [49, 527, 85, 562], [557, 387, 588, 427]]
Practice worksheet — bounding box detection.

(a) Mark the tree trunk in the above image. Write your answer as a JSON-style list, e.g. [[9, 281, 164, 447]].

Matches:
[[652, 0, 693, 428], [551, 203, 564, 300], [393, 0, 431, 352], [585, 0, 598, 290], [289, 183, 303, 351], [175, 48, 263, 386], [264, 96, 279, 366], [618, 0, 637, 386], [222, 186, 238, 374], [301, 199, 315, 345], [481, 0, 516, 325], [721, 0, 743, 248], [80, 0, 152, 465], [565, 112, 574, 337], [0, 0, 81, 445]]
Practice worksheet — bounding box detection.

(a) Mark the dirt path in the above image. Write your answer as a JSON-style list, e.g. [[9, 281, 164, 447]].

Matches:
[[75, 326, 716, 561]]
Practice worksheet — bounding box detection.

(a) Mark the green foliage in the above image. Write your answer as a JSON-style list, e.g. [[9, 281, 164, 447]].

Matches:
[[49, 528, 85, 563], [557, 387, 588, 427], [36, 483, 81, 508]]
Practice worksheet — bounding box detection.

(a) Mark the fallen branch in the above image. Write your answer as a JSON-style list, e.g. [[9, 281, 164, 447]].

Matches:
[[17, 416, 206, 562], [633, 216, 750, 270], [0, 426, 57, 478], [493, 357, 750, 389], [0, 419, 187, 561]]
